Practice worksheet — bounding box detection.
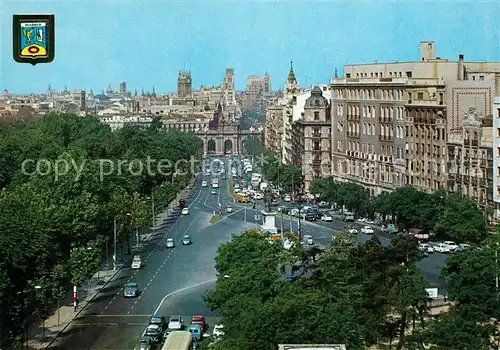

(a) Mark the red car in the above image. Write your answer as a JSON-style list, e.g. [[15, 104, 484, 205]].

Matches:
[[190, 315, 207, 331]]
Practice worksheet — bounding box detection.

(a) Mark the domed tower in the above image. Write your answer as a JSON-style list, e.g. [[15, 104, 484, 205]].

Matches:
[[177, 70, 192, 97]]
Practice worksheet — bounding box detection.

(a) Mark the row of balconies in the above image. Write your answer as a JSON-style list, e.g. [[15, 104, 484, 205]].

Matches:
[[347, 131, 360, 138], [344, 150, 395, 163], [379, 134, 393, 142], [379, 116, 394, 123]]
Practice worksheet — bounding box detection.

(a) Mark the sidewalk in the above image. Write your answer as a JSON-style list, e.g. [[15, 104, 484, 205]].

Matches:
[[22, 181, 195, 350]]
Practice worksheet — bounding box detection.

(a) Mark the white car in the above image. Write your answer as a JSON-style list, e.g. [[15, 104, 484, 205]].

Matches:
[[254, 193, 264, 200], [166, 238, 175, 248], [320, 214, 333, 222], [213, 322, 225, 338], [167, 315, 183, 330], [347, 228, 358, 234], [419, 243, 434, 254], [360, 226, 375, 235], [443, 241, 458, 252], [302, 235, 314, 245], [181, 207, 189, 215], [234, 184, 240, 189], [202, 181, 208, 187], [433, 243, 451, 253], [131, 255, 142, 269], [284, 195, 291, 202], [226, 206, 233, 213]]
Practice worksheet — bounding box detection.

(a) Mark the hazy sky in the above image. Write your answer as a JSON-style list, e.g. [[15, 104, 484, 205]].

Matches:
[[1, 0, 499, 94]]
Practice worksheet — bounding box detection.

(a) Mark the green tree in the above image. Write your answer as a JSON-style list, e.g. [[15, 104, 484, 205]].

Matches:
[[435, 193, 487, 243]]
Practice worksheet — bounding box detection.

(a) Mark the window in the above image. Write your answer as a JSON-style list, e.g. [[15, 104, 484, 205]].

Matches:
[[417, 92, 424, 100], [314, 111, 320, 120], [346, 73, 351, 78], [480, 76, 484, 80], [406, 71, 413, 78]]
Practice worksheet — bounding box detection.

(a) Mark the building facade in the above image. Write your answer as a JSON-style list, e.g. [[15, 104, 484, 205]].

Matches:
[[494, 97, 500, 219], [290, 86, 331, 190], [242, 74, 272, 114]]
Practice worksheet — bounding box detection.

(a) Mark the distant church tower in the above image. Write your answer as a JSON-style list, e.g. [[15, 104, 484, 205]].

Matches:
[[177, 70, 192, 97]]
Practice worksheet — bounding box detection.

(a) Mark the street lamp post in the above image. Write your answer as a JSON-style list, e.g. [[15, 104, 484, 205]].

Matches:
[[297, 205, 303, 243], [113, 217, 117, 272], [34, 285, 44, 339], [496, 242, 499, 300], [151, 192, 155, 229]]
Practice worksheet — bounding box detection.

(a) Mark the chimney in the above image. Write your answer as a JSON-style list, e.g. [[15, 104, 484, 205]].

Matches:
[[458, 54, 464, 80]]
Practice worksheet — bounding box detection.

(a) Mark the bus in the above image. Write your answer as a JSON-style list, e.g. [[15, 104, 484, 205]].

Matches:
[[162, 331, 193, 350], [212, 177, 219, 188]]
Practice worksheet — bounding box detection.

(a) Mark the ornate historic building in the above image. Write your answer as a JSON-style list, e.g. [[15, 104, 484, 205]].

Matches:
[[290, 86, 331, 191], [404, 80, 447, 192], [242, 73, 272, 114], [447, 107, 494, 224]]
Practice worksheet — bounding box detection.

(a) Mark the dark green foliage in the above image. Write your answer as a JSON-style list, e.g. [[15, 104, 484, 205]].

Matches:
[[0, 112, 202, 344]]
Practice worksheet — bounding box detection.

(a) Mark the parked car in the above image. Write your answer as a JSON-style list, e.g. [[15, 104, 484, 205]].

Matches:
[[418, 243, 434, 254], [123, 282, 139, 298], [304, 213, 316, 221], [456, 243, 471, 252], [347, 228, 358, 234], [302, 234, 314, 246], [284, 195, 291, 202], [181, 207, 189, 215], [320, 214, 333, 222], [131, 255, 142, 269], [360, 226, 375, 235], [443, 241, 459, 252], [213, 322, 225, 338], [182, 235, 192, 245], [433, 243, 451, 253], [166, 238, 175, 248]]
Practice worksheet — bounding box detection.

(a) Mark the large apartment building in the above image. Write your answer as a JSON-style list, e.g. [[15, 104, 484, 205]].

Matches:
[[330, 41, 500, 223]]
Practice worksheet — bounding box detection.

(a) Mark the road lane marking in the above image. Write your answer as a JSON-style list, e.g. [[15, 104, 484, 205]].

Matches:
[[153, 279, 217, 314], [91, 314, 151, 317]]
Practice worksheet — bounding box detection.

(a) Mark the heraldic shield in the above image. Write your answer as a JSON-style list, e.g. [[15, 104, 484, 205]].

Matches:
[[13, 14, 55, 65]]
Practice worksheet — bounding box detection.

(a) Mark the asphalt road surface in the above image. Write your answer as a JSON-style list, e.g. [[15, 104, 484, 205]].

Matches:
[[51, 161, 449, 349], [50, 174, 241, 349]]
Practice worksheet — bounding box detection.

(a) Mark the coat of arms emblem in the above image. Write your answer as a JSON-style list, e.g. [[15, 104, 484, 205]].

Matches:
[[13, 14, 55, 65]]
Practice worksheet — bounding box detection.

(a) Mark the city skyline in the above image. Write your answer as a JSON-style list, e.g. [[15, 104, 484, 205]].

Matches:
[[1, 0, 499, 94]]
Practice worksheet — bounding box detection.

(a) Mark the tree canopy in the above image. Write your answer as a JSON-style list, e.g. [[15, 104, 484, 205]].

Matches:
[[204, 230, 431, 349], [310, 177, 487, 243], [0, 113, 202, 344]]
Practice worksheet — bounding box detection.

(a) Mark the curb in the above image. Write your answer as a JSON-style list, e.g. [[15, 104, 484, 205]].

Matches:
[[42, 203, 177, 349]]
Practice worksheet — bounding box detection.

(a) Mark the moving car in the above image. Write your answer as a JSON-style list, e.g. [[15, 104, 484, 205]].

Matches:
[[360, 226, 375, 235], [166, 238, 175, 248], [137, 336, 152, 350], [211, 189, 217, 195], [190, 315, 208, 331], [182, 235, 192, 245], [201, 180, 208, 187], [181, 207, 189, 215], [213, 322, 224, 338], [320, 214, 333, 222], [149, 315, 167, 328], [167, 315, 184, 331], [123, 282, 139, 298], [131, 255, 142, 269], [142, 324, 164, 343], [226, 206, 233, 213], [284, 195, 291, 202]]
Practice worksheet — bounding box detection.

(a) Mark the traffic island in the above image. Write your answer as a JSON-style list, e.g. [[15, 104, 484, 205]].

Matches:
[[209, 215, 221, 224]]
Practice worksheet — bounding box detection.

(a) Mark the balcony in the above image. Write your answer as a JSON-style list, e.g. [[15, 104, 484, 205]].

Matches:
[[347, 114, 360, 121], [481, 159, 493, 168], [312, 160, 322, 167], [347, 132, 360, 139], [378, 116, 394, 123], [379, 134, 393, 142], [470, 139, 479, 147], [312, 133, 321, 138]]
